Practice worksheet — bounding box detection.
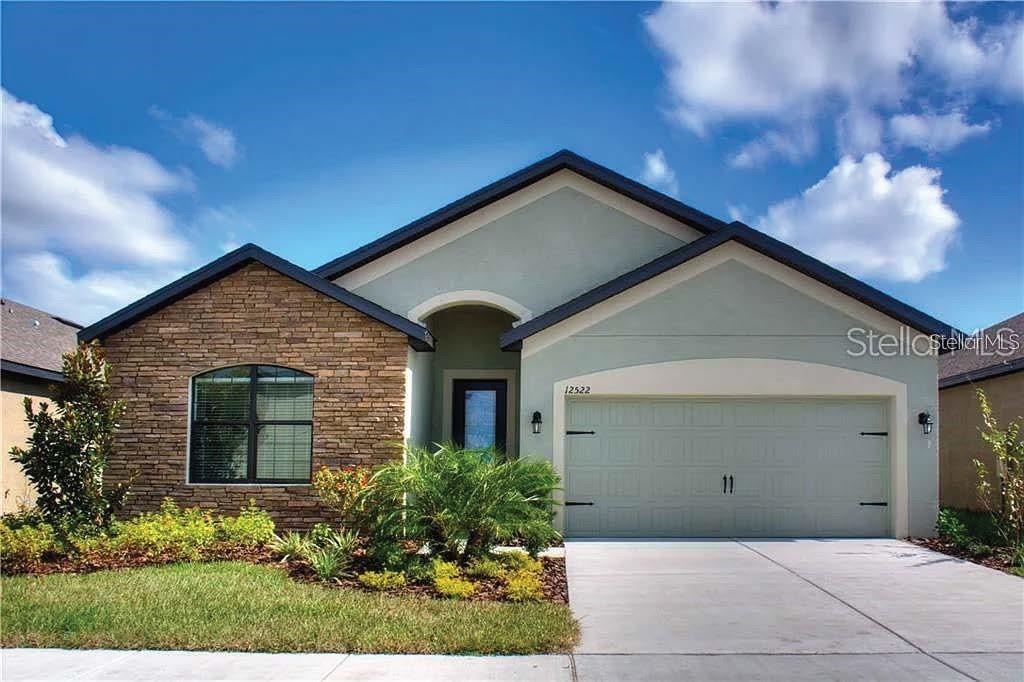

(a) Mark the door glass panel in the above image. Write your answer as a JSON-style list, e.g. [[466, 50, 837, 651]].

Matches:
[[463, 389, 497, 449]]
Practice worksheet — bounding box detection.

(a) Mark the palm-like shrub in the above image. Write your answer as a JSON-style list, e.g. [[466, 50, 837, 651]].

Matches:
[[362, 443, 560, 561]]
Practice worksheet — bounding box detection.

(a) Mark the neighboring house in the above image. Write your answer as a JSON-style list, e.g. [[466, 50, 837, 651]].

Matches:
[[79, 150, 957, 537], [938, 313, 1024, 511], [1, 299, 80, 512]]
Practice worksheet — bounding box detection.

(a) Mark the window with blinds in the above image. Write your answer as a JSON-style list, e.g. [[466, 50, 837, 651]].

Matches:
[[189, 365, 313, 484]]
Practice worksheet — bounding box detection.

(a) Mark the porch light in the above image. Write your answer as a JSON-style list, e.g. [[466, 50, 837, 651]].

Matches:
[[531, 411, 543, 435], [918, 411, 933, 435]]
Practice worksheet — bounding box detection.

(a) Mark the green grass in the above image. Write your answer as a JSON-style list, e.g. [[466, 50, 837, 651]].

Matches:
[[1, 561, 578, 654]]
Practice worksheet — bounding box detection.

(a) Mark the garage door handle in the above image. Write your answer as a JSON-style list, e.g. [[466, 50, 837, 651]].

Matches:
[[565, 501, 594, 506], [729, 475, 734, 494], [723, 475, 727, 494], [859, 502, 888, 506]]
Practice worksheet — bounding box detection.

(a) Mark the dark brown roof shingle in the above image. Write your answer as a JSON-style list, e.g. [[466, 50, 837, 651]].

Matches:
[[1, 299, 80, 373], [938, 312, 1024, 384]]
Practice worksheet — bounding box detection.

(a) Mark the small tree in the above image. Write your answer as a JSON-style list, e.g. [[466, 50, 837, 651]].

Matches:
[[10, 341, 131, 530], [973, 388, 1024, 550]]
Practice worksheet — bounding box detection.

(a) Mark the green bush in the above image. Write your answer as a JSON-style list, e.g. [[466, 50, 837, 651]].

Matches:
[[503, 569, 544, 602], [110, 499, 216, 561], [466, 556, 506, 579], [216, 501, 275, 547], [318, 528, 359, 556], [430, 558, 461, 580], [402, 557, 435, 584], [308, 547, 351, 581], [434, 575, 475, 599], [936, 508, 972, 549], [0, 521, 56, 569], [357, 570, 407, 591], [498, 549, 542, 574], [270, 532, 313, 562], [309, 523, 335, 547], [362, 443, 561, 560], [973, 388, 1024, 548], [366, 539, 409, 570]]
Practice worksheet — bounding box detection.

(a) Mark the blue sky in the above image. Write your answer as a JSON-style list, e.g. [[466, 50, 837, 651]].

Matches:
[[2, 2, 1021, 331]]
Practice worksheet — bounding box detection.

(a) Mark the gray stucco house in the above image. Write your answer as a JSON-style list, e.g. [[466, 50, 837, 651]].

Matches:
[[79, 150, 957, 537]]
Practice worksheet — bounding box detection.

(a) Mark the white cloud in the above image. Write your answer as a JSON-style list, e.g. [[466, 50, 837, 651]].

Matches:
[[150, 106, 240, 168], [644, 2, 1022, 163], [1, 89, 195, 323], [889, 111, 992, 153], [755, 154, 959, 282], [730, 127, 816, 168], [641, 149, 679, 196]]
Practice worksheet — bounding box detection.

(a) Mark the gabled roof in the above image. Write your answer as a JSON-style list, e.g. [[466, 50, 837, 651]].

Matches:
[[78, 244, 434, 350], [501, 221, 962, 350], [313, 149, 728, 280], [1, 298, 79, 376], [939, 312, 1024, 388]]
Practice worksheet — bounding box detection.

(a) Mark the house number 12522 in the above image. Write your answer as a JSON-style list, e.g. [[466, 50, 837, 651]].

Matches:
[[565, 385, 591, 394]]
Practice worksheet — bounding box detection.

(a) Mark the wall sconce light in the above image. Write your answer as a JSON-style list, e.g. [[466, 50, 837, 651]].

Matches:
[[531, 411, 543, 435], [918, 411, 933, 435]]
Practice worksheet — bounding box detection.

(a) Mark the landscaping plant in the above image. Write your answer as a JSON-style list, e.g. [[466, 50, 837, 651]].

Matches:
[[973, 388, 1024, 558], [357, 570, 407, 591], [216, 500, 275, 547], [362, 443, 560, 561], [10, 342, 131, 532]]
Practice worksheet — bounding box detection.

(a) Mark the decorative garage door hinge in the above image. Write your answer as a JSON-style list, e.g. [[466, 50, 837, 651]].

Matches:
[[859, 502, 889, 506], [565, 430, 596, 435], [859, 431, 889, 436], [564, 501, 595, 506]]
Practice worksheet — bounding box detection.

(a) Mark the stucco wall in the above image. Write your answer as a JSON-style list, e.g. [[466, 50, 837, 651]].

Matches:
[[2, 375, 57, 513], [349, 187, 688, 318], [101, 262, 409, 529], [518, 258, 939, 537], [939, 372, 1023, 510]]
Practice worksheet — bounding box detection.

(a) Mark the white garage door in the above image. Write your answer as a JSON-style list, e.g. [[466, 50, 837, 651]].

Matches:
[[564, 397, 890, 537]]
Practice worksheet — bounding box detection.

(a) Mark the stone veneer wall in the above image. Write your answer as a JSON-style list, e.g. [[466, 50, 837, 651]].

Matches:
[[101, 262, 408, 529]]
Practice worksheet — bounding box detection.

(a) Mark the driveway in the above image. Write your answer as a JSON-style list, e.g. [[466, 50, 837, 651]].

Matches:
[[566, 539, 1024, 681]]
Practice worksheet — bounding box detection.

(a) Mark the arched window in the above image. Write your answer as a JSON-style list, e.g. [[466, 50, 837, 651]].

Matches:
[[189, 365, 313, 484]]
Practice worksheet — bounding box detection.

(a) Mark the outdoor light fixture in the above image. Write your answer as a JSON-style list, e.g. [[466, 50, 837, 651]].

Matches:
[[918, 411, 933, 435], [531, 411, 543, 434]]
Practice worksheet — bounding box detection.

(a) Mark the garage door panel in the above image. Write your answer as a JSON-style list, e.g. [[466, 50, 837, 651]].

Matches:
[[565, 397, 890, 538]]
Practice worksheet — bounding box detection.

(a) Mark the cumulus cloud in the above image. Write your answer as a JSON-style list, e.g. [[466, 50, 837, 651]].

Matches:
[[1, 89, 194, 323], [889, 111, 992, 153], [150, 106, 240, 168], [644, 2, 1022, 163], [641, 149, 679, 196], [730, 127, 817, 168], [755, 154, 959, 282]]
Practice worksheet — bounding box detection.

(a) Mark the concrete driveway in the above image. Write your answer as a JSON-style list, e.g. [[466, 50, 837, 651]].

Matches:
[[566, 539, 1024, 681]]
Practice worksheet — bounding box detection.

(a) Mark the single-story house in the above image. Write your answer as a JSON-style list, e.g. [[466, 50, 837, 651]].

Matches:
[[938, 313, 1023, 510], [2, 299, 80, 512], [79, 150, 958, 537]]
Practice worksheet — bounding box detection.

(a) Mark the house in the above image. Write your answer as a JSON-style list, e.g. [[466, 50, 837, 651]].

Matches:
[[2, 299, 80, 511], [78, 150, 957, 537], [938, 313, 1023, 511]]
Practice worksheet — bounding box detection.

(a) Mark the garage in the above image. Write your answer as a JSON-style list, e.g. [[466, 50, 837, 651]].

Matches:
[[564, 397, 890, 538]]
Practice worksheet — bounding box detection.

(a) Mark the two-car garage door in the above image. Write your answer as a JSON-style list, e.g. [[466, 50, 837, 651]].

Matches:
[[564, 397, 890, 538]]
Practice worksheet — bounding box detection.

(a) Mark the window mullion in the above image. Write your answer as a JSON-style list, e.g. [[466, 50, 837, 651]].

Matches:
[[248, 365, 258, 483]]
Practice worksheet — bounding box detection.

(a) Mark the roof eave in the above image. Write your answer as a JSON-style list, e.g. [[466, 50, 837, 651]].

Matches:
[[1, 359, 66, 383]]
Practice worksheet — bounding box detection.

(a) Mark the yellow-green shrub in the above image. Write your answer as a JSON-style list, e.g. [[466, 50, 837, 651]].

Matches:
[[216, 500, 275, 547], [430, 558, 461, 580], [465, 556, 505, 579], [358, 570, 407, 591], [110, 499, 216, 560], [0, 522, 55, 570], [434, 575, 475, 599], [498, 549, 542, 574], [503, 568, 544, 602]]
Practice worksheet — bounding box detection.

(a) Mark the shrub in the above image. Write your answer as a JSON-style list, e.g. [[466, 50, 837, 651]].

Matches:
[[434, 575, 475, 599], [936, 508, 972, 549], [366, 539, 410, 570], [363, 443, 561, 560], [0, 522, 56, 570], [318, 528, 359, 556], [10, 342, 131, 532], [503, 569, 544, 602], [498, 549, 542, 575], [216, 500, 275, 547], [973, 388, 1024, 548], [402, 558, 435, 584], [312, 466, 375, 531], [358, 570, 407, 591], [110, 499, 216, 561], [466, 556, 506, 579], [271, 532, 313, 562], [308, 547, 351, 581], [309, 523, 336, 547], [430, 558, 461, 580]]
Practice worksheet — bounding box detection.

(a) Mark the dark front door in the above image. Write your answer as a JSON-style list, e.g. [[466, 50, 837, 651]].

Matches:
[[452, 379, 508, 452]]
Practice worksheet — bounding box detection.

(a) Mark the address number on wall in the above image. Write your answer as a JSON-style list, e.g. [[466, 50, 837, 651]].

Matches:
[[564, 385, 592, 395]]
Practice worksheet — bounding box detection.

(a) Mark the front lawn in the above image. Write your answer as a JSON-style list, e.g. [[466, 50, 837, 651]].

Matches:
[[1, 561, 579, 654]]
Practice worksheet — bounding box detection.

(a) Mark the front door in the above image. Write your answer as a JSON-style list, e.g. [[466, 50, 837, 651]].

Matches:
[[452, 379, 508, 452]]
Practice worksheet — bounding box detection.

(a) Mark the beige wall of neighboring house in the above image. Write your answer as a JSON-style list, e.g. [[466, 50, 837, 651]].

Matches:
[[2, 375, 57, 512], [939, 371, 1024, 510]]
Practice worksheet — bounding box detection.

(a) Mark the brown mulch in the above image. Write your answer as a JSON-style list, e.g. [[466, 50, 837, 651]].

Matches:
[[908, 537, 1022, 576], [286, 555, 569, 604]]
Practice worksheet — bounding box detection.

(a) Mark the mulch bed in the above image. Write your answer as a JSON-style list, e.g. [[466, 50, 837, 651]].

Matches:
[[6, 543, 279, 577], [908, 536, 1021, 576], [286, 556, 569, 604]]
